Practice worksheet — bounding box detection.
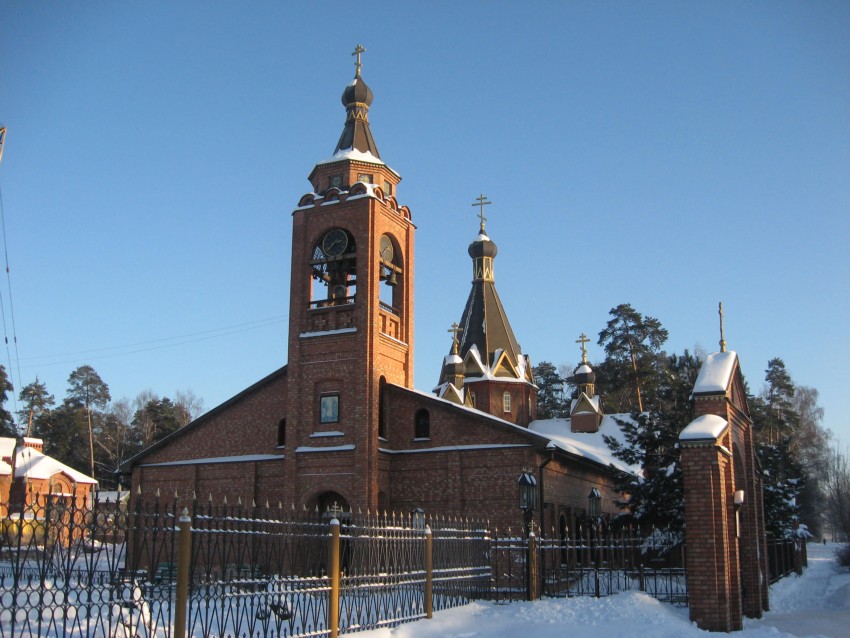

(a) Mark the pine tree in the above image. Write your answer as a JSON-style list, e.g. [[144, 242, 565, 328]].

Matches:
[[603, 350, 700, 531], [533, 361, 567, 419], [66, 365, 111, 480], [18, 378, 55, 437], [597, 303, 669, 413], [750, 358, 805, 537], [0, 365, 15, 438]]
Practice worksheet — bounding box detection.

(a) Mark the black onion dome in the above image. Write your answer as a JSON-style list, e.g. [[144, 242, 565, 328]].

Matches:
[[468, 233, 498, 259], [333, 72, 381, 158], [445, 355, 466, 378], [574, 364, 596, 386], [342, 77, 374, 107]]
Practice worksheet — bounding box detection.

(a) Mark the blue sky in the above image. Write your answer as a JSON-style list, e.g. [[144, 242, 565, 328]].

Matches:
[[0, 2, 848, 443]]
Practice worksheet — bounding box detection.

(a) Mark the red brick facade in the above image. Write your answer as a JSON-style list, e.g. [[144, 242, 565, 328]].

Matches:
[[680, 353, 769, 632], [122, 62, 625, 544]]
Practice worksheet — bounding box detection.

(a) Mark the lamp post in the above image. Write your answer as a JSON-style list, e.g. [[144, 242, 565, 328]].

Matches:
[[518, 471, 537, 537], [588, 488, 602, 521], [518, 470, 537, 601]]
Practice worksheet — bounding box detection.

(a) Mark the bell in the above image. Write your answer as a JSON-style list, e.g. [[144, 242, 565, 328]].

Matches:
[[386, 271, 398, 287]]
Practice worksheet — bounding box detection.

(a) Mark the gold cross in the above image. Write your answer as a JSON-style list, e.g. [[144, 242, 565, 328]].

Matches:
[[471, 194, 492, 232], [448, 322, 462, 342], [576, 333, 590, 363], [352, 44, 366, 77]]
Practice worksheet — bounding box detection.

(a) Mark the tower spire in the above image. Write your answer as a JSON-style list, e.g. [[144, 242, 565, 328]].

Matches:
[[718, 302, 727, 353], [332, 44, 381, 159]]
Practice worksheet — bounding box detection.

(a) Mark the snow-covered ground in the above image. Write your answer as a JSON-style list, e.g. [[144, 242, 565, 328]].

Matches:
[[357, 543, 850, 638]]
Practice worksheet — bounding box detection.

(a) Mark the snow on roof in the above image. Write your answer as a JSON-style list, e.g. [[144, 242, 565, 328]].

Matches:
[[393, 386, 637, 475], [143, 453, 285, 467], [444, 353, 462, 365], [570, 394, 601, 414], [680, 414, 729, 441], [0, 459, 11, 475], [22, 437, 43, 445], [14, 446, 97, 484], [96, 490, 130, 503], [0, 436, 15, 459], [316, 148, 385, 166], [576, 364, 592, 374], [529, 415, 638, 475], [693, 351, 738, 393]]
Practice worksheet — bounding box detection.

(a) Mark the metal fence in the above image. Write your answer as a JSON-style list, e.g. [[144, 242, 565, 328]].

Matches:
[[6, 493, 811, 637], [766, 537, 806, 583], [0, 494, 489, 638], [490, 524, 688, 605]]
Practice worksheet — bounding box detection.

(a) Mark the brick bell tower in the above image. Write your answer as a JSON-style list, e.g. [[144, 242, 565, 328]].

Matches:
[[285, 46, 414, 513]]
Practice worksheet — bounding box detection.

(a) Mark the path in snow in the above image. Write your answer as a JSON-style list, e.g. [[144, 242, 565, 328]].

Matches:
[[357, 542, 850, 638], [750, 542, 850, 638]]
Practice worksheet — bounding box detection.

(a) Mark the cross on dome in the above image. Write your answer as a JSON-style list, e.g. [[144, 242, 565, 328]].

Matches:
[[718, 301, 727, 353], [352, 44, 366, 78], [576, 333, 590, 364], [471, 194, 492, 233]]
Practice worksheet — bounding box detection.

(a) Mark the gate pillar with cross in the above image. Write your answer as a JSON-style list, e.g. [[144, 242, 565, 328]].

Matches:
[[679, 346, 769, 632]]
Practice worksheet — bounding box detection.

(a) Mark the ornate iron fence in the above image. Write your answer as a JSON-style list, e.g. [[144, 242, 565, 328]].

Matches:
[[1, 493, 491, 638], [490, 524, 688, 606]]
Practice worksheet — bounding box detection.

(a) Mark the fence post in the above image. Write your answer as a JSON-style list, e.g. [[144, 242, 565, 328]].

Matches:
[[527, 532, 538, 601], [425, 525, 433, 619], [328, 518, 341, 638], [173, 508, 192, 638]]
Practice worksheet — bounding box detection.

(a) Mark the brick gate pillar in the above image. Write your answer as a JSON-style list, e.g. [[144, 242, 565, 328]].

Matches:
[[680, 415, 742, 632]]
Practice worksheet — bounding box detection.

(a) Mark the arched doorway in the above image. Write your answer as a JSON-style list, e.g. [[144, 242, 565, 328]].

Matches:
[[314, 491, 351, 521]]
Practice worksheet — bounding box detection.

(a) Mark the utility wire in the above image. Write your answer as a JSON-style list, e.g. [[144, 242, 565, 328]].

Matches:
[[0, 125, 22, 419], [20, 314, 289, 368]]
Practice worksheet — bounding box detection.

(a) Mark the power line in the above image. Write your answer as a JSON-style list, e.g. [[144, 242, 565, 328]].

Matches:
[[19, 314, 289, 368]]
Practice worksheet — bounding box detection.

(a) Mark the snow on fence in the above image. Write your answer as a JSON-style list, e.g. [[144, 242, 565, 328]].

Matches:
[[3, 493, 809, 637], [1, 493, 489, 638], [489, 523, 688, 605]]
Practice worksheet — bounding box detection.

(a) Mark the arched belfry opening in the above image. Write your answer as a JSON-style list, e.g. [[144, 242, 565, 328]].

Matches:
[[310, 228, 357, 308], [378, 233, 404, 316]]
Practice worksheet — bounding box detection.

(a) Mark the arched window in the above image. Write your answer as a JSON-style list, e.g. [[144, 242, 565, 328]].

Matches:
[[277, 418, 286, 447], [503, 392, 512, 413], [414, 409, 430, 439]]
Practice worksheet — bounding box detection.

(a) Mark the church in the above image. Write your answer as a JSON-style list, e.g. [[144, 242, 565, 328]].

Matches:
[[120, 49, 640, 534]]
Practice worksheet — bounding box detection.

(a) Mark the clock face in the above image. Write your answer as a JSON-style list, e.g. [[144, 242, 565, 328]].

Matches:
[[322, 229, 348, 257], [379, 235, 394, 262]]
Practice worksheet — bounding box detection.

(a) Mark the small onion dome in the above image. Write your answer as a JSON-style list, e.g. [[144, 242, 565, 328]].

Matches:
[[443, 353, 466, 378], [468, 232, 498, 259], [574, 363, 596, 386], [342, 77, 373, 108]]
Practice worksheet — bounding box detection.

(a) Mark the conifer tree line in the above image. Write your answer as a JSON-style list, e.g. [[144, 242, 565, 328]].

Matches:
[[533, 303, 850, 543], [1, 364, 204, 489]]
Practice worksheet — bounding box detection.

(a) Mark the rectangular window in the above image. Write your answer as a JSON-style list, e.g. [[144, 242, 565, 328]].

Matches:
[[357, 173, 373, 184], [320, 394, 340, 423], [383, 180, 393, 195], [503, 392, 512, 413]]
